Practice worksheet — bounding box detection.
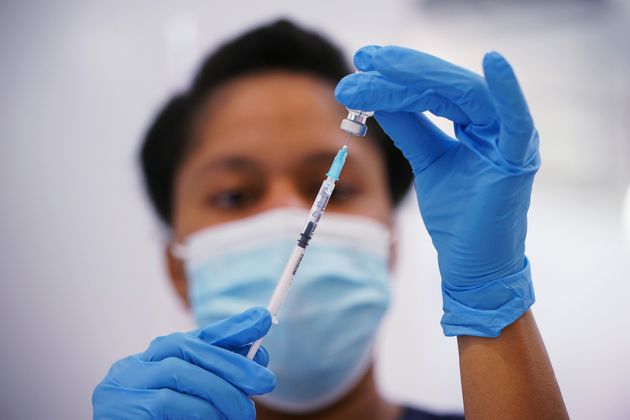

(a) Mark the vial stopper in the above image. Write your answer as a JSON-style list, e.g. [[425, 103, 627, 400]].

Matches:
[[340, 109, 374, 136]]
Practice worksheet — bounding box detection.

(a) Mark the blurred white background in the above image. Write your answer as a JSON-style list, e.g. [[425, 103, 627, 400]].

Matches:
[[1, 0, 629, 419]]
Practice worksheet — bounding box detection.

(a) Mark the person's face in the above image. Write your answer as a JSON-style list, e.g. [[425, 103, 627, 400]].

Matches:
[[167, 71, 393, 301]]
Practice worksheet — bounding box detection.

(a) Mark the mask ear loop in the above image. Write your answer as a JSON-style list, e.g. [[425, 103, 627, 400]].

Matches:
[[388, 227, 398, 273]]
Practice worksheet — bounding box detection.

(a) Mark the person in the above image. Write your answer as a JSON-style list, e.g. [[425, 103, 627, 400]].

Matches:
[[92, 19, 569, 420]]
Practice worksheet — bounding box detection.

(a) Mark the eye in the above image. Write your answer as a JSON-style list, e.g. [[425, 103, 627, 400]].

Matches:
[[207, 189, 258, 210], [329, 183, 359, 204]]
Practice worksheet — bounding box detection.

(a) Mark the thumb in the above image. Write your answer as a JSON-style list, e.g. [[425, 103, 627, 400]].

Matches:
[[374, 111, 457, 175]]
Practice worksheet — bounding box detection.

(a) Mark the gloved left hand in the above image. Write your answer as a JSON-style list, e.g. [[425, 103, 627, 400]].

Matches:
[[335, 46, 539, 337]]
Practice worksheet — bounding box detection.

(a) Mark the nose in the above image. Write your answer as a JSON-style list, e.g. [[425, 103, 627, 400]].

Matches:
[[258, 176, 310, 212]]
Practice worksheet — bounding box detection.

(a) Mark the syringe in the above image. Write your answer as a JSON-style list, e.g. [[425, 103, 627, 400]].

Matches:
[[246, 109, 372, 360]]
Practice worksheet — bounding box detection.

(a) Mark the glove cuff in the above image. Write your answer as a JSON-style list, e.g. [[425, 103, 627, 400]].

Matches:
[[440, 258, 535, 338]]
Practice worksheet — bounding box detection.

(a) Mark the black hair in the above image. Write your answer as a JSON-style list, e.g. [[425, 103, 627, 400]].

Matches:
[[140, 19, 413, 225]]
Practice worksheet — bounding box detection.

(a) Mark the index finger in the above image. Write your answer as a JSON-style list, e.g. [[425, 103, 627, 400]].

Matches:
[[140, 333, 276, 395], [353, 45, 496, 126], [195, 306, 271, 350]]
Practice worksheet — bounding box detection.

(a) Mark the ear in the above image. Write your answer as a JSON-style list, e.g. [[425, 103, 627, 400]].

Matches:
[[166, 246, 190, 308]]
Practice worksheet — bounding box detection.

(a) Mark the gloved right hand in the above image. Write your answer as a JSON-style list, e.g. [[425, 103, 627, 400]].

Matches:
[[92, 307, 276, 419], [335, 47, 538, 338]]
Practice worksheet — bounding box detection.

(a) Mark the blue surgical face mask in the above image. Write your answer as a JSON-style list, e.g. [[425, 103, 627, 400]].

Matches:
[[173, 208, 391, 413]]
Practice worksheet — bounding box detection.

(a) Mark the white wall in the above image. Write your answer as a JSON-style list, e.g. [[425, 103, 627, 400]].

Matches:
[[1, 1, 629, 419]]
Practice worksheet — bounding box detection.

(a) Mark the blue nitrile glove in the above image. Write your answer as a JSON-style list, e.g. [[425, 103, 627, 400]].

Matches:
[[92, 307, 275, 419], [335, 46, 539, 337]]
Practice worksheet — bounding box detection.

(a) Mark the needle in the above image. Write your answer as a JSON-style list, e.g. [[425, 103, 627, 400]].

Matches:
[[344, 133, 353, 147]]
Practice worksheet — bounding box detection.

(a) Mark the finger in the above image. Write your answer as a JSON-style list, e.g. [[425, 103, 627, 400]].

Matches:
[[195, 306, 271, 350], [140, 334, 276, 395], [335, 72, 471, 124], [373, 111, 458, 174], [368, 46, 496, 126], [483, 51, 537, 164], [353, 45, 381, 71], [93, 383, 226, 420], [157, 389, 228, 420], [111, 357, 257, 419], [235, 343, 270, 367]]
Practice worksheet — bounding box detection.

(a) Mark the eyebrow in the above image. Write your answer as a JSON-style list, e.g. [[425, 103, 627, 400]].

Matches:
[[194, 157, 260, 177], [301, 151, 339, 165], [301, 150, 365, 174], [194, 149, 362, 179]]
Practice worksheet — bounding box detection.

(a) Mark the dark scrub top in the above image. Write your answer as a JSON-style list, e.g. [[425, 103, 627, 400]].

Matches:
[[399, 406, 464, 420]]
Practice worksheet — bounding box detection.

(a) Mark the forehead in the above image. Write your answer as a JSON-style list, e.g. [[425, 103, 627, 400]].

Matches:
[[187, 72, 358, 166], [204, 71, 344, 122]]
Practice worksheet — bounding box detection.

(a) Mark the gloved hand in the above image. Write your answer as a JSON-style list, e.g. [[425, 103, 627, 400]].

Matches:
[[93, 307, 276, 419], [335, 46, 539, 337]]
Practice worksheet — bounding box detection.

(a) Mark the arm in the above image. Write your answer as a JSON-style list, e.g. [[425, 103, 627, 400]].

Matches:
[[335, 46, 568, 417], [458, 310, 568, 419]]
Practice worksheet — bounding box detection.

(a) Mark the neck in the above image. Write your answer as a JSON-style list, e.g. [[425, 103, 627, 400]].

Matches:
[[255, 366, 401, 420]]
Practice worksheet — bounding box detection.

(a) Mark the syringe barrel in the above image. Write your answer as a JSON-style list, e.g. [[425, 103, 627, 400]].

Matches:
[[267, 245, 304, 320], [247, 177, 338, 361], [247, 244, 305, 360], [268, 176, 336, 319], [298, 177, 335, 248]]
